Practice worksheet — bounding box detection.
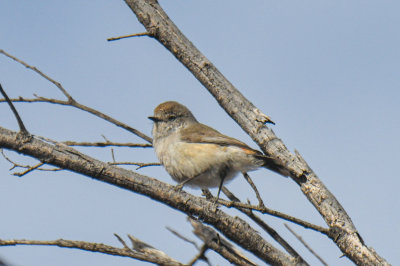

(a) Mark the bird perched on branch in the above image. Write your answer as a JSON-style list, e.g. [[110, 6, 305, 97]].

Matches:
[[149, 101, 282, 198]]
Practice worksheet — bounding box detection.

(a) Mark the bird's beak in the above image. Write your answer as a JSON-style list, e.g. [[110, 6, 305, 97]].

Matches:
[[148, 116, 161, 122]]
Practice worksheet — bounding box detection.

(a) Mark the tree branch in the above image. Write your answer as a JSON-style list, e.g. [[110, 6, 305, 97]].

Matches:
[[0, 49, 152, 143], [0, 126, 298, 265], [0, 237, 182, 266], [122, 0, 388, 264]]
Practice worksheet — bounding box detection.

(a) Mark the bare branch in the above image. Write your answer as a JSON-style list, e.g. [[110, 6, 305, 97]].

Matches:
[[126, 234, 181, 265], [187, 244, 210, 266], [242, 172, 264, 207], [108, 161, 160, 170], [107, 32, 149, 41], [189, 217, 257, 266], [219, 197, 329, 235], [0, 49, 74, 101], [0, 96, 152, 143], [222, 187, 307, 264], [285, 224, 328, 266], [62, 140, 152, 148], [0, 237, 182, 266], [0, 83, 29, 134], [0, 49, 152, 143], [122, 1, 388, 264], [166, 226, 199, 250], [0, 126, 297, 265], [13, 162, 44, 177]]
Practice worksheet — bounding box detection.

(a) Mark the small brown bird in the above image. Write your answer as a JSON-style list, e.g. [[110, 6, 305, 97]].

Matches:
[[149, 101, 281, 197]]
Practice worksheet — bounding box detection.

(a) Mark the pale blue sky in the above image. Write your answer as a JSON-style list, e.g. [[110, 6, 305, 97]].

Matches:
[[1, 1, 399, 265]]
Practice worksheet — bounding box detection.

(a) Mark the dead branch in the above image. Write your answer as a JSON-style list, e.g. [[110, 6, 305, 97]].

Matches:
[[222, 187, 307, 265], [0, 236, 182, 266], [0, 84, 29, 134], [122, 0, 388, 264], [107, 32, 149, 41], [242, 172, 264, 207], [285, 224, 328, 266], [62, 140, 152, 148], [219, 197, 329, 235], [0, 126, 298, 265], [108, 161, 160, 170], [166, 227, 211, 265], [189, 217, 257, 266], [0, 49, 152, 143]]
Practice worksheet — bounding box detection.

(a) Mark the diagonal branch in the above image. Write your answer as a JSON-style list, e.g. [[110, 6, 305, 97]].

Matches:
[[285, 224, 328, 266], [0, 49, 73, 101], [0, 126, 298, 265], [0, 95, 152, 143], [0, 49, 152, 143], [222, 187, 308, 265], [122, 0, 389, 265], [0, 84, 29, 134]]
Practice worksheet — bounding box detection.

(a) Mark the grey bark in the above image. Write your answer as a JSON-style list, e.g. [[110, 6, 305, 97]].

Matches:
[[0, 127, 301, 265], [123, 0, 389, 265]]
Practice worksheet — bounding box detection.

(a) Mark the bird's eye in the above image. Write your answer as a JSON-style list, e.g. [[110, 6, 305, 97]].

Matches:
[[167, 115, 177, 121]]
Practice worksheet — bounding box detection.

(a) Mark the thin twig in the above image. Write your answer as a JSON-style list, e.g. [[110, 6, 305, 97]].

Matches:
[[0, 49, 152, 143], [108, 162, 160, 170], [222, 187, 307, 263], [187, 244, 210, 266], [114, 233, 131, 250], [62, 141, 152, 148], [189, 217, 256, 266], [1, 149, 62, 172], [242, 172, 264, 207], [285, 224, 329, 266], [0, 49, 74, 101], [218, 197, 329, 235], [166, 226, 199, 250], [166, 227, 211, 266], [0, 84, 29, 134], [0, 237, 182, 266], [0, 96, 152, 143], [107, 32, 149, 41], [13, 162, 44, 177]]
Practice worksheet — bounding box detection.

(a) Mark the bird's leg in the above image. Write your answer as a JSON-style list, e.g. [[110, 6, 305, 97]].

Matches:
[[214, 166, 228, 204], [175, 174, 201, 191], [215, 176, 226, 204]]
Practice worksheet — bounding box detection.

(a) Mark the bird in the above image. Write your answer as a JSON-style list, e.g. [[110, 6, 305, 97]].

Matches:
[[148, 101, 281, 198]]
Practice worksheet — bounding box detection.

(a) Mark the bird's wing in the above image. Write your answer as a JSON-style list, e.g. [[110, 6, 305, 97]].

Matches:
[[180, 123, 261, 154]]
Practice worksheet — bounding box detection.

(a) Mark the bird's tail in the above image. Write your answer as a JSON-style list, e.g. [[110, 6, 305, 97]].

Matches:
[[255, 154, 290, 177]]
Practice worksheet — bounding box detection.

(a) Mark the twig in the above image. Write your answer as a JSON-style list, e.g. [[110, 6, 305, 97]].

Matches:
[[189, 217, 257, 266], [114, 233, 131, 250], [13, 162, 44, 177], [285, 224, 329, 266], [108, 162, 160, 170], [0, 96, 152, 143], [126, 234, 180, 264], [107, 32, 149, 41], [62, 140, 152, 148], [1, 149, 62, 172], [166, 226, 199, 250], [222, 187, 307, 264], [166, 227, 211, 266], [218, 197, 329, 235], [0, 237, 182, 266], [187, 244, 210, 266], [242, 172, 264, 207], [0, 84, 28, 134], [0, 49, 152, 143], [0, 49, 73, 101]]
